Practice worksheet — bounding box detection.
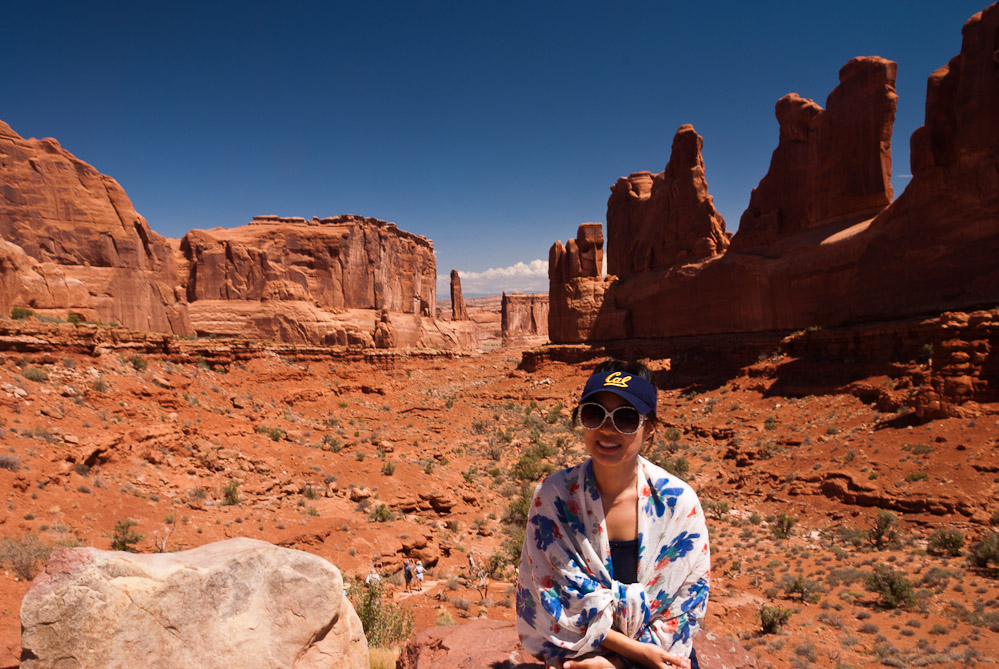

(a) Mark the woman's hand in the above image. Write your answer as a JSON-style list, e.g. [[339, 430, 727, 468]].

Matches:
[[634, 643, 690, 669], [596, 629, 691, 669]]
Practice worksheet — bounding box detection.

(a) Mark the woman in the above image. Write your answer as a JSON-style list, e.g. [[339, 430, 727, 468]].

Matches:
[[516, 361, 709, 669]]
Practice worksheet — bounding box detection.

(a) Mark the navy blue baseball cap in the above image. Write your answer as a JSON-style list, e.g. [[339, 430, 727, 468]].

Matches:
[[579, 370, 657, 415]]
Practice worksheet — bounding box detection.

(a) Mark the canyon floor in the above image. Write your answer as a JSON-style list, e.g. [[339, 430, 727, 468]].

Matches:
[[1, 316, 998, 668]]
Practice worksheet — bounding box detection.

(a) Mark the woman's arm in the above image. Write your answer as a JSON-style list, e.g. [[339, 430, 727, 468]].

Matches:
[[598, 629, 690, 669]]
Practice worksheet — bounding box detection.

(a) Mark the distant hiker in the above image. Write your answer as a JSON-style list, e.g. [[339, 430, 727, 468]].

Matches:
[[403, 559, 414, 592], [365, 566, 381, 585], [415, 560, 424, 591]]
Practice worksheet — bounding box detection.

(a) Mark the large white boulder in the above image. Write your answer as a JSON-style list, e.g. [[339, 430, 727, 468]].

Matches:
[[20, 537, 367, 668]]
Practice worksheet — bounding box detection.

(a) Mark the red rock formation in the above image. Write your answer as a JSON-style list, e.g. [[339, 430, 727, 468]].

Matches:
[[732, 57, 898, 252], [449, 269, 469, 320], [175, 215, 477, 348], [851, 4, 999, 323], [500, 291, 548, 346], [548, 8, 998, 350], [607, 125, 730, 279], [548, 223, 626, 343], [180, 215, 435, 314], [0, 121, 191, 333]]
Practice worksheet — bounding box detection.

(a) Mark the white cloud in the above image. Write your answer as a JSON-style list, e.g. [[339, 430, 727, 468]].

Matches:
[[438, 259, 549, 297]]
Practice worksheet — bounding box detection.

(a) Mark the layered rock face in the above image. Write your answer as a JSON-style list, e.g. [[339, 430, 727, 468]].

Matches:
[[175, 215, 474, 348], [0, 121, 191, 333], [0, 120, 475, 350], [607, 125, 730, 278], [851, 4, 999, 323], [548, 223, 626, 343], [549, 5, 999, 344], [733, 57, 898, 252], [449, 269, 469, 320], [19, 538, 367, 668], [501, 291, 549, 346], [180, 215, 435, 315]]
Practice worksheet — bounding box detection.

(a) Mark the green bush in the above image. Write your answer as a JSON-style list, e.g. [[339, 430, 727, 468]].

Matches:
[[348, 579, 413, 647], [67, 313, 84, 325], [865, 564, 916, 609], [21, 366, 48, 382], [927, 528, 964, 557], [222, 480, 240, 506], [111, 519, 143, 552], [759, 605, 793, 634], [968, 532, 999, 569], [129, 355, 148, 372], [770, 512, 796, 540], [703, 500, 730, 520], [782, 574, 823, 603], [381, 461, 396, 476], [868, 509, 900, 550], [369, 504, 394, 522], [10, 307, 33, 320], [0, 533, 52, 580]]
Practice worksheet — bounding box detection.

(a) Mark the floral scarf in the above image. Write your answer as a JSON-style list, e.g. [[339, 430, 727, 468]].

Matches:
[[516, 457, 710, 664]]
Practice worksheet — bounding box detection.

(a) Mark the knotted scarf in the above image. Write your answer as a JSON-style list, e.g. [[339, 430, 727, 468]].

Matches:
[[516, 457, 710, 664]]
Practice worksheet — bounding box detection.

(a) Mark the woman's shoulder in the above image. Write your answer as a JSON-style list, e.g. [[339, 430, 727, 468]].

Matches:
[[639, 457, 702, 505], [533, 459, 590, 498]]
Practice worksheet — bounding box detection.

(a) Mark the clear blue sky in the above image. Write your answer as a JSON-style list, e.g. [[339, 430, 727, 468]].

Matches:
[[2, 1, 990, 296]]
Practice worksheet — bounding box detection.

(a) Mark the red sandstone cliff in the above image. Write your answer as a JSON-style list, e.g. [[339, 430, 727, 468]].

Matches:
[[175, 215, 474, 349], [449, 269, 469, 321], [733, 57, 898, 252], [0, 121, 474, 350], [607, 125, 730, 278], [0, 120, 191, 333], [500, 292, 549, 347], [548, 4, 999, 345]]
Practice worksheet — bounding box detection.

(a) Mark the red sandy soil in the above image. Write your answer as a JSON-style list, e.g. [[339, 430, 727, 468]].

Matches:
[[1, 321, 997, 668]]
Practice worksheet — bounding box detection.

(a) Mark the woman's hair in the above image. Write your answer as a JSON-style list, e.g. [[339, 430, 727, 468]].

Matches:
[[573, 358, 659, 427]]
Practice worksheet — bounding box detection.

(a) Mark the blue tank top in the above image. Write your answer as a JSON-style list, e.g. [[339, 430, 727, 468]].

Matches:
[[609, 538, 639, 583]]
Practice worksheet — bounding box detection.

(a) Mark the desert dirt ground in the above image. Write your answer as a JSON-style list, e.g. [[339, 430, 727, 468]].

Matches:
[[1, 325, 998, 668]]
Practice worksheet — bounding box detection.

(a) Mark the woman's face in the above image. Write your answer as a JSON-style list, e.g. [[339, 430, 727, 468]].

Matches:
[[581, 391, 654, 471]]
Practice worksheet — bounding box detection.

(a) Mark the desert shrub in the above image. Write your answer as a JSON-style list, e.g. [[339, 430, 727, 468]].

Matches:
[[67, 313, 84, 325], [904, 471, 928, 482], [435, 611, 456, 626], [759, 605, 793, 634], [110, 518, 143, 552], [510, 446, 555, 482], [0, 533, 52, 580], [21, 366, 48, 382], [348, 579, 414, 648], [381, 460, 396, 476], [368, 504, 394, 522], [703, 500, 730, 520], [770, 512, 796, 540], [968, 532, 999, 570], [868, 509, 900, 550], [503, 485, 535, 526], [368, 647, 399, 669], [661, 455, 690, 479], [782, 574, 823, 603], [928, 528, 964, 557], [222, 480, 240, 506], [0, 455, 20, 472], [128, 355, 148, 372], [10, 307, 33, 320], [865, 564, 916, 609]]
